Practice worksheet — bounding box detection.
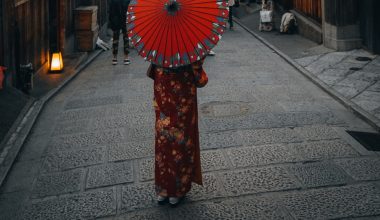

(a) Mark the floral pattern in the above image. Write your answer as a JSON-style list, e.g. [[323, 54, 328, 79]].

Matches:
[[149, 61, 204, 197]]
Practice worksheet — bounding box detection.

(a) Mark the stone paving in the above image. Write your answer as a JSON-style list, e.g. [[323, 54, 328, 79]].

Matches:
[[296, 50, 380, 121], [236, 2, 380, 128], [0, 24, 380, 219]]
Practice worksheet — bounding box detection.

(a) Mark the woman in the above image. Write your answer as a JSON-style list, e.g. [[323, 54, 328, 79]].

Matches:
[[147, 59, 208, 207]]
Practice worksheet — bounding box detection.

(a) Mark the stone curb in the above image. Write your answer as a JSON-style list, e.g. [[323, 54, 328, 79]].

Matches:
[[0, 49, 104, 188], [0, 89, 34, 150], [234, 18, 380, 132]]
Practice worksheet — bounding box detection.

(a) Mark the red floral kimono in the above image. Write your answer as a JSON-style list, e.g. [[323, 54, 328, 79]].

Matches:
[[148, 60, 207, 197]]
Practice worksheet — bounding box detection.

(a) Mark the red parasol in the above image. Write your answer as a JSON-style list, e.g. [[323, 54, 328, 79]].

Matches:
[[127, 0, 229, 68]]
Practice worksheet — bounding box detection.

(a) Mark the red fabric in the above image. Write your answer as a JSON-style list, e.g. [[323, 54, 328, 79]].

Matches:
[[193, 59, 208, 88], [150, 63, 204, 197], [0, 66, 7, 90]]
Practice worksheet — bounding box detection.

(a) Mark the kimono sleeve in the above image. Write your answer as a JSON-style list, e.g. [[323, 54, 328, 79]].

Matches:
[[192, 60, 208, 88]]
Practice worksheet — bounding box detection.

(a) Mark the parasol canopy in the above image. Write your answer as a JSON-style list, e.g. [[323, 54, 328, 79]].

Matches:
[[127, 0, 229, 68]]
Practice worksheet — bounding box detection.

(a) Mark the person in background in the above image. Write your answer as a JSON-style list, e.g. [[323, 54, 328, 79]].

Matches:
[[259, 0, 274, 31], [228, 0, 235, 30], [108, 0, 131, 65], [280, 11, 297, 34], [208, 0, 235, 56]]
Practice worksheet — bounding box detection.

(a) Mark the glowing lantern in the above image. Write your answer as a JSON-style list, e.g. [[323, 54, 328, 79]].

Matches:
[[50, 52, 63, 72]]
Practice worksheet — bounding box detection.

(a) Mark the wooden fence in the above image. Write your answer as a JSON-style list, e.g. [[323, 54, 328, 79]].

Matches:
[[9, 0, 49, 74], [293, 0, 322, 23]]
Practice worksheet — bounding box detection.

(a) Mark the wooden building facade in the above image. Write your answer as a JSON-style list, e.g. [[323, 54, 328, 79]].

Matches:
[[0, 0, 109, 92], [293, 0, 322, 23]]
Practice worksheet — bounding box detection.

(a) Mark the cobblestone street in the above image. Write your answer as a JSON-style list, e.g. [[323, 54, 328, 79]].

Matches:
[[1, 24, 380, 219]]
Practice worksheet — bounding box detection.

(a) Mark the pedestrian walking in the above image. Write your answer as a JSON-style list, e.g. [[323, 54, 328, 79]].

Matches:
[[147, 59, 208, 207], [108, 0, 131, 65], [259, 0, 274, 31], [229, 0, 236, 30]]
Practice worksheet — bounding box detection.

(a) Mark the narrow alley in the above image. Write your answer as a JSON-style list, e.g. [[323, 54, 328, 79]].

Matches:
[[0, 23, 379, 219]]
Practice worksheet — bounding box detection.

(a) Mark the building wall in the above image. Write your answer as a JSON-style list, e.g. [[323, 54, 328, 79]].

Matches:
[[324, 0, 358, 26], [359, 0, 380, 54], [13, 0, 49, 72], [0, 0, 4, 66], [0, 0, 50, 88], [322, 0, 362, 51], [1, 0, 15, 74]]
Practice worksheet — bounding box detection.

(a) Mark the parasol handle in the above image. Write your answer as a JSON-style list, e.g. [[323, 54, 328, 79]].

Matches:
[[166, 0, 180, 15]]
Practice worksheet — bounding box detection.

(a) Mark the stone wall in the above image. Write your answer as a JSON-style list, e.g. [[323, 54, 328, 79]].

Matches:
[[291, 9, 323, 44]]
